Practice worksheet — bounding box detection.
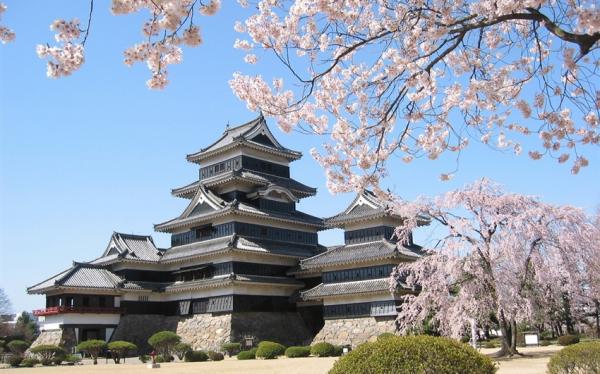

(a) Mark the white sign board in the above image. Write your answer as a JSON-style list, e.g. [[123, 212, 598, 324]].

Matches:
[[524, 334, 538, 346]]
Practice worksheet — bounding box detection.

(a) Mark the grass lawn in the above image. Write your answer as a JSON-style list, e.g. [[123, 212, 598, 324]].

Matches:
[[0, 345, 564, 373]]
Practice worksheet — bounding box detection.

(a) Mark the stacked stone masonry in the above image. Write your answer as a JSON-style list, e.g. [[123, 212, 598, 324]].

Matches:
[[311, 316, 397, 347]]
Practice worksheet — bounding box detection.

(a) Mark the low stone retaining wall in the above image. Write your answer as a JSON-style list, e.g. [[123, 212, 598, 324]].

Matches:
[[312, 316, 397, 347]]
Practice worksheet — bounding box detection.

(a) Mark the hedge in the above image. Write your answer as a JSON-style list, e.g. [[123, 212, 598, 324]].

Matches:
[[30, 345, 63, 363], [237, 348, 258, 360], [222, 342, 242, 356], [256, 341, 286, 359], [329, 335, 497, 374], [547, 341, 600, 374], [311, 342, 335, 357], [285, 346, 311, 358], [107, 340, 138, 363], [557, 334, 580, 346], [184, 350, 208, 362], [173, 342, 192, 360], [208, 351, 225, 361], [21, 358, 39, 367]]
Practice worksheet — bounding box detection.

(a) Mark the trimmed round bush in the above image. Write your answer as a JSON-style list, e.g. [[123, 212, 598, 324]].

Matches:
[[30, 344, 63, 363], [76, 339, 106, 365], [21, 357, 39, 367], [208, 351, 224, 361], [547, 341, 600, 374], [173, 342, 191, 360], [285, 346, 311, 358], [256, 341, 286, 359], [540, 340, 552, 347], [332, 345, 344, 357], [52, 349, 66, 365], [221, 342, 242, 356], [237, 348, 258, 360], [139, 355, 149, 363], [483, 341, 496, 349], [184, 350, 208, 362], [64, 354, 81, 365], [377, 333, 396, 341], [329, 335, 497, 374], [7, 340, 29, 356], [108, 340, 138, 363], [557, 334, 580, 346], [311, 342, 335, 357], [7, 355, 23, 367], [148, 331, 181, 358]]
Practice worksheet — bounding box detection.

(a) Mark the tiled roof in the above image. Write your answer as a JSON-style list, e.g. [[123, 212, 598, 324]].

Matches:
[[300, 239, 422, 269], [160, 235, 322, 262], [93, 232, 164, 264], [163, 274, 303, 292], [186, 115, 301, 163], [160, 235, 233, 261], [154, 200, 324, 232], [326, 190, 401, 227], [301, 278, 392, 300], [173, 170, 317, 199], [28, 263, 123, 294]]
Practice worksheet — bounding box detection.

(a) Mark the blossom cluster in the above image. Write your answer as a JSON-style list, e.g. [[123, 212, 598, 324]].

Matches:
[[36, 19, 84, 78], [230, 0, 600, 189], [0, 3, 15, 44], [115, 0, 219, 89]]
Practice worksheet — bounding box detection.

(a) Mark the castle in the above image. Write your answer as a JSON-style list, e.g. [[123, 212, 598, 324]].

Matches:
[[27, 115, 423, 351]]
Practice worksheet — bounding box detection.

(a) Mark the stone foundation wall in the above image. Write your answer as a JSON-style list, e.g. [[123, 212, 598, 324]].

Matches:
[[173, 313, 232, 351], [111, 314, 177, 352], [30, 329, 62, 348], [312, 316, 397, 347], [231, 312, 313, 347]]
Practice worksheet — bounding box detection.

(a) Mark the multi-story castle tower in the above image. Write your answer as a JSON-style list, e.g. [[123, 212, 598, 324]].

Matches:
[[28, 115, 325, 350]]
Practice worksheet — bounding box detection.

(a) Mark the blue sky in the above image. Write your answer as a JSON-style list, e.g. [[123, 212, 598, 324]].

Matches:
[[0, 1, 598, 313]]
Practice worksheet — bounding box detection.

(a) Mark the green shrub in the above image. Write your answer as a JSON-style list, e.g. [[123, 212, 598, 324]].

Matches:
[[547, 341, 600, 374], [173, 342, 192, 360], [237, 348, 258, 360], [148, 331, 181, 358], [7, 355, 23, 367], [184, 350, 208, 362], [329, 335, 497, 374], [52, 349, 66, 365], [285, 346, 311, 358], [64, 354, 81, 364], [311, 342, 335, 357], [483, 341, 496, 349], [208, 351, 224, 361], [540, 340, 552, 347], [557, 334, 580, 346], [256, 341, 286, 359], [332, 345, 344, 357], [30, 344, 63, 363], [139, 354, 149, 363], [108, 340, 137, 363], [222, 342, 242, 356], [20, 357, 39, 367], [377, 333, 396, 341], [77, 339, 106, 365], [7, 340, 29, 356]]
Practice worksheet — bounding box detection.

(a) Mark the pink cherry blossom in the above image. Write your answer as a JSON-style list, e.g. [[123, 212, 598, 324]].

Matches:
[[228, 0, 600, 188], [388, 179, 597, 356], [0, 3, 15, 44]]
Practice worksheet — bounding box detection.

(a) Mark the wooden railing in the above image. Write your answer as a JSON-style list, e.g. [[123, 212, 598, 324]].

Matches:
[[32, 306, 122, 316]]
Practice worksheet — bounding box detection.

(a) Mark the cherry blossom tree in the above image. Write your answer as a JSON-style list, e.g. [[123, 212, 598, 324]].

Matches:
[[388, 179, 594, 356], [229, 0, 600, 184]]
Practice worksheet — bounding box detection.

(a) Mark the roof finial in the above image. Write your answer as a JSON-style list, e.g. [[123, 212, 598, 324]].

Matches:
[[225, 121, 230, 131]]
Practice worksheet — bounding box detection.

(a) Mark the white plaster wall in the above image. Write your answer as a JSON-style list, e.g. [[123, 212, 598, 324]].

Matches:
[[39, 313, 120, 331]]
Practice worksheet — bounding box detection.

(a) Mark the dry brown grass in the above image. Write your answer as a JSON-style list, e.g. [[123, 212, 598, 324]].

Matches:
[[0, 345, 563, 374]]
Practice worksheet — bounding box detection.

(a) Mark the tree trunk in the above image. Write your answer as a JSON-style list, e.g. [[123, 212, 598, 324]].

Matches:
[[595, 300, 600, 339], [494, 312, 517, 357], [510, 319, 521, 355]]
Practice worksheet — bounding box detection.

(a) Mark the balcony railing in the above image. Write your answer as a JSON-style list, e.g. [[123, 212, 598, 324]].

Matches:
[[32, 306, 123, 317]]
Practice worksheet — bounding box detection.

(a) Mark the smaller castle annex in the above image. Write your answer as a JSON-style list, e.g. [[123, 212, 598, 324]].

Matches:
[[298, 190, 424, 346]]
